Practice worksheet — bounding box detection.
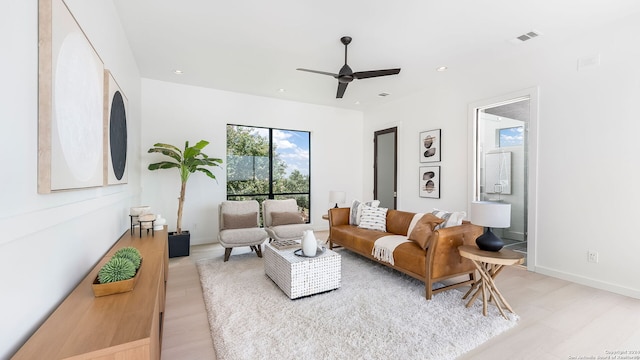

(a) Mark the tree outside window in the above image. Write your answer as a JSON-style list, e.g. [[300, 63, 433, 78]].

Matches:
[[226, 125, 310, 222]]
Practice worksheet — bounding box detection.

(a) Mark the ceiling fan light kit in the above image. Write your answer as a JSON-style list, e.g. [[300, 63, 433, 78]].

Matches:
[[297, 36, 401, 98]]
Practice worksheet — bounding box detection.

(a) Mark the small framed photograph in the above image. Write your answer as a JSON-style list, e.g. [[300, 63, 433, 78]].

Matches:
[[419, 166, 440, 198], [419, 129, 441, 162]]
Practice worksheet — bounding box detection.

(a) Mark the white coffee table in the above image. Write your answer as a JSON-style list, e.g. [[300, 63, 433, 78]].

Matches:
[[264, 242, 341, 299]]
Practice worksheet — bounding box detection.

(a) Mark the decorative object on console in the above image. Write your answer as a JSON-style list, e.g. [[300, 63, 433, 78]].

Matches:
[[92, 246, 142, 297], [329, 190, 346, 208], [147, 140, 223, 257], [137, 213, 156, 238], [470, 201, 511, 251], [154, 214, 166, 230], [419, 166, 440, 198], [129, 206, 151, 234], [419, 129, 441, 163]]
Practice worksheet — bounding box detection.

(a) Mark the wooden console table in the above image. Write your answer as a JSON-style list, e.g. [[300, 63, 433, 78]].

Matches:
[[458, 245, 524, 320], [12, 228, 169, 360]]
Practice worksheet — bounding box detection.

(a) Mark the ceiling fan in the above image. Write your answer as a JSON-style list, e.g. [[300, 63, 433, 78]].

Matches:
[[297, 36, 401, 99]]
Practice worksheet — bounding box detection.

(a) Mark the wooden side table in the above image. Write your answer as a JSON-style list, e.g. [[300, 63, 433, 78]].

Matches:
[[458, 245, 524, 320]]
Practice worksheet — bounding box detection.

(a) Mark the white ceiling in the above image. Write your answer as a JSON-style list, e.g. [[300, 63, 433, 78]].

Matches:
[[112, 0, 640, 110]]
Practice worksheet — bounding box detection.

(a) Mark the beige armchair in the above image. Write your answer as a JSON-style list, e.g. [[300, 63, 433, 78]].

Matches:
[[262, 199, 313, 242], [218, 200, 268, 262]]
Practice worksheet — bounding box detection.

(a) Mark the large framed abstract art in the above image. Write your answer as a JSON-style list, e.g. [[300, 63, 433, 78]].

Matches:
[[104, 70, 128, 185], [38, 0, 105, 193]]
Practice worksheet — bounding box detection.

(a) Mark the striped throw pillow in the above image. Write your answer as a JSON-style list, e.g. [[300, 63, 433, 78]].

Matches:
[[349, 199, 381, 225], [432, 209, 466, 229], [358, 205, 388, 232]]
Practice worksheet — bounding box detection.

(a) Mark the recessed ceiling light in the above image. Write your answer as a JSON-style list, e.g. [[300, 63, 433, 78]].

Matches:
[[436, 66, 448, 72], [278, 88, 286, 93], [173, 69, 184, 75], [378, 92, 390, 97], [354, 101, 360, 105]]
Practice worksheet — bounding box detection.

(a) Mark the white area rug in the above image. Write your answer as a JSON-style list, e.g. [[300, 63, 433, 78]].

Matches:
[[196, 249, 518, 360]]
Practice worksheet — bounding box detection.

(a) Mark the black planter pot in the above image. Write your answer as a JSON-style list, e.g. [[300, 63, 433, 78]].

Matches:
[[168, 231, 190, 258]]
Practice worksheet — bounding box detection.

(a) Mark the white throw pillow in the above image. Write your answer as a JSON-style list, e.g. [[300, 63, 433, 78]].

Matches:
[[358, 205, 388, 232], [432, 209, 466, 229], [349, 199, 381, 225]]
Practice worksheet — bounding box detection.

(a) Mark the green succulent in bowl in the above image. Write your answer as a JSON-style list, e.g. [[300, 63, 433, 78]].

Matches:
[[98, 257, 136, 284], [113, 247, 142, 269]]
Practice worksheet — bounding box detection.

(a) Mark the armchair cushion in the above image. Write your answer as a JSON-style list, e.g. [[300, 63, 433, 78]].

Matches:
[[222, 212, 258, 230], [271, 211, 304, 226]]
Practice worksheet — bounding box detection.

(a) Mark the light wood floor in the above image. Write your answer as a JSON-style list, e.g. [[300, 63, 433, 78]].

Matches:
[[161, 231, 640, 360]]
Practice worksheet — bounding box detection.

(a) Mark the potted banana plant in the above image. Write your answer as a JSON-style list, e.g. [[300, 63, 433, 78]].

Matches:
[[147, 140, 223, 257]]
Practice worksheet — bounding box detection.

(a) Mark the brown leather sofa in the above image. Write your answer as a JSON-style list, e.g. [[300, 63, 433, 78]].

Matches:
[[328, 207, 483, 300]]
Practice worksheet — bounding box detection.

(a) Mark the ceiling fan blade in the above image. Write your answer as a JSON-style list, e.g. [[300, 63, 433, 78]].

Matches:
[[336, 82, 348, 98], [297, 68, 338, 78], [353, 68, 401, 79]]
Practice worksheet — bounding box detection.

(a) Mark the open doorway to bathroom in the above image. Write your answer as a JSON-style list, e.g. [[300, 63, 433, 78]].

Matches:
[[471, 89, 538, 268]]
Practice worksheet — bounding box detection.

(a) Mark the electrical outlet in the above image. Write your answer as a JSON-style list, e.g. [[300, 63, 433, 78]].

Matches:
[[587, 250, 599, 263]]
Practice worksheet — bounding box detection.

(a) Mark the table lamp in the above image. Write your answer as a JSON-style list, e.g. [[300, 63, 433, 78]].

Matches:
[[329, 191, 346, 208], [470, 201, 511, 251]]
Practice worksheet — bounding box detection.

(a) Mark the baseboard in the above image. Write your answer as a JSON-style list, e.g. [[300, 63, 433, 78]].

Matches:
[[535, 265, 640, 299]]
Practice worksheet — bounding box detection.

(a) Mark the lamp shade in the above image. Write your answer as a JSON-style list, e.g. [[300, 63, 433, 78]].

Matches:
[[329, 191, 346, 206], [470, 201, 511, 228]]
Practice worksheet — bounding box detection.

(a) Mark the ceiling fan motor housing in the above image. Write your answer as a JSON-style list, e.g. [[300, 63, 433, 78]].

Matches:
[[338, 64, 354, 83]]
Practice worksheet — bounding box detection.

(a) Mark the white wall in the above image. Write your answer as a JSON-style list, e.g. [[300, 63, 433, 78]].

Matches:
[[140, 79, 364, 244], [0, 1, 141, 358], [363, 13, 640, 298]]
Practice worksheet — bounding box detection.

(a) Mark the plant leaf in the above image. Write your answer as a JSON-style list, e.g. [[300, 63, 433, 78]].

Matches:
[[148, 161, 180, 170], [148, 146, 182, 162]]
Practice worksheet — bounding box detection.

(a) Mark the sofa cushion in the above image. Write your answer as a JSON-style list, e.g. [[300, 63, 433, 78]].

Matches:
[[270, 211, 304, 226], [432, 209, 466, 229], [349, 200, 380, 225], [222, 212, 258, 229], [408, 214, 445, 249], [358, 205, 388, 231], [330, 225, 390, 255], [386, 210, 419, 236]]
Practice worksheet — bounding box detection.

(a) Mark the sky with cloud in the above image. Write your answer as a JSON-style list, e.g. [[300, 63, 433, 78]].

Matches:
[[273, 129, 310, 176]]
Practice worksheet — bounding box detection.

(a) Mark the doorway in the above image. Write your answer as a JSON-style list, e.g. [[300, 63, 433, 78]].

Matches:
[[374, 127, 397, 210], [470, 88, 538, 269]]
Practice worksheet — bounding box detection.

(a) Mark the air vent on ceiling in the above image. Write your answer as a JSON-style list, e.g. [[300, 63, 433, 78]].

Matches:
[[511, 30, 543, 44]]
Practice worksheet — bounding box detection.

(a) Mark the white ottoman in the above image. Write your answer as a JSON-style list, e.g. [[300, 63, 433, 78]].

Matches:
[[264, 242, 341, 299]]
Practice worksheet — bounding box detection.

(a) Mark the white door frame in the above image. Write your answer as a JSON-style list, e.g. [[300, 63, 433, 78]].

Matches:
[[468, 87, 539, 271]]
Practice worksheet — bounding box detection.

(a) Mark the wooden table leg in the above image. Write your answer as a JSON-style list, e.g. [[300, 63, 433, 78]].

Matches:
[[469, 259, 511, 319]]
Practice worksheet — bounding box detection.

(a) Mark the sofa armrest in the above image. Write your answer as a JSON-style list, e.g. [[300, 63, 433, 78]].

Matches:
[[328, 207, 350, 226], [428, 223, 483, 279]]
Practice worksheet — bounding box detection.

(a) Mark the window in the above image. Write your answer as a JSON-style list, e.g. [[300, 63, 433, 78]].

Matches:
[[226, 125, 311, 222]]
